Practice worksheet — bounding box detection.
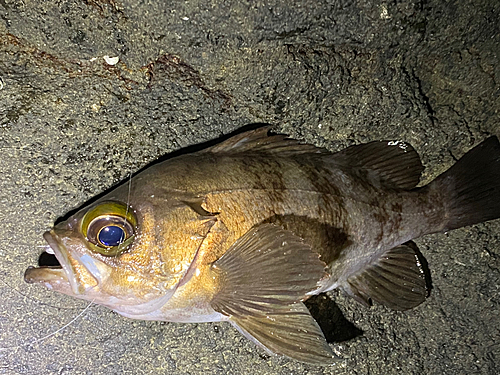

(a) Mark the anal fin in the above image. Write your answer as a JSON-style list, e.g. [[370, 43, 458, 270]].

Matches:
[[345, 242, 430, 311], [210, 224, 338, 364]]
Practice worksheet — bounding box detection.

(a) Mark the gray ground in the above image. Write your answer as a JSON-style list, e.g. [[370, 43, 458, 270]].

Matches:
[[0, 0, 499, 374]]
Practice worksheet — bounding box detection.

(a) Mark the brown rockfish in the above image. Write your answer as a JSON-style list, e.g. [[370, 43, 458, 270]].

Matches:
[[25, 127, 500, 364]]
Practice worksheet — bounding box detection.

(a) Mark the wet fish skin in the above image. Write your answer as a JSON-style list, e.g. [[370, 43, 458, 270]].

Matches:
[[24, 127, 500, 364]]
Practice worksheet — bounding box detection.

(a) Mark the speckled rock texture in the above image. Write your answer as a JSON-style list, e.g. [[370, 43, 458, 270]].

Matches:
[[0, 1, 499, 374]]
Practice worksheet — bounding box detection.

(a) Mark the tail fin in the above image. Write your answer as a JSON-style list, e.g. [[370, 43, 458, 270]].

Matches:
[[431, 136, 500, 231]]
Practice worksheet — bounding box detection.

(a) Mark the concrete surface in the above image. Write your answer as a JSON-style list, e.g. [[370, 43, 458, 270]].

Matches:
[[0, 0, 499, 374]]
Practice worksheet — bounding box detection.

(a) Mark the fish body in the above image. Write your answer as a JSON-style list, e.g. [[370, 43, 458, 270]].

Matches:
[[25, 128, 500, 364]]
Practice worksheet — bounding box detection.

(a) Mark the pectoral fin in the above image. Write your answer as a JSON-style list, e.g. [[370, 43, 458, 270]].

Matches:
[[230, 302, 337, 365], [210, 224, 338, 364], [345, 242, 430, 310]]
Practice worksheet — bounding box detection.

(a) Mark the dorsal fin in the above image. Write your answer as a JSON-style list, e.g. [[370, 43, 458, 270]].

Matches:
[[202, 127, 328, 155], [205, 127, 423, 189], [333, 140, 424, 190]]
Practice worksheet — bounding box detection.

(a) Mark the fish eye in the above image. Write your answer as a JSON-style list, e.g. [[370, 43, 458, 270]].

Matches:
[[98, 225, 125, 247], [87, 215, 134, 248], [81, 201, 137, 256]]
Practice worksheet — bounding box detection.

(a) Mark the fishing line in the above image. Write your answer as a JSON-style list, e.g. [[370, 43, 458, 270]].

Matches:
[[0, 299, 95, 352], [122, 171, 133, 245], [0, 146, 48, 161], [0, 277, 82, 311], [0, 145, 95, 352], [0, 144, 131, 354], [0, 146, 39, 153], [126, 168, 133, 207], [0, 244, 77, 311], [115, 171, 133, 260], [111, 165, 133, 362]]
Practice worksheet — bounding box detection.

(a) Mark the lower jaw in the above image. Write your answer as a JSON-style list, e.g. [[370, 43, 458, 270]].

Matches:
[[24, 266, 72, 294]]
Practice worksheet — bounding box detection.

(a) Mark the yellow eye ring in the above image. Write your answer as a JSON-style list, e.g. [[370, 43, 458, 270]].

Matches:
[[81, 201, 137, 256]]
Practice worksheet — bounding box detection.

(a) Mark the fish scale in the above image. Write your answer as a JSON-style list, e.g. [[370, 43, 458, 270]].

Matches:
[[25, 127, 500, 365]]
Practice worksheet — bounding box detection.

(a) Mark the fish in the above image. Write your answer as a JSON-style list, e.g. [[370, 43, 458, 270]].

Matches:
[[24, 127, 500, 365]]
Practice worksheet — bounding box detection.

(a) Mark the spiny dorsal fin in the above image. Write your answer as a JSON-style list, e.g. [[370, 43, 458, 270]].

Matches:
[[206, 128, 423, 189], [210, 224, 337, 364], [344, 242, 430, 311], [334, 140, 424, 190], [203, 127, 328, 155]]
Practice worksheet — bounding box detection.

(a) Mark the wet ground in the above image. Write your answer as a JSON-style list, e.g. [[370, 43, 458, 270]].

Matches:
[[1, 0, 499, 374]]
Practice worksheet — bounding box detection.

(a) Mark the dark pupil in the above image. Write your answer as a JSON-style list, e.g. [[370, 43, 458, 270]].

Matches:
[[98, 226, 125, 247]]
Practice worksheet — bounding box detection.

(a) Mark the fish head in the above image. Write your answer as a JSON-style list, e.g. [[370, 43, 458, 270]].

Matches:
[[25, 178, 216, 318]]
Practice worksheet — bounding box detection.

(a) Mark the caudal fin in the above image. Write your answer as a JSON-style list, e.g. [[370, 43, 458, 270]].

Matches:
[[431, 136, 500, 231]]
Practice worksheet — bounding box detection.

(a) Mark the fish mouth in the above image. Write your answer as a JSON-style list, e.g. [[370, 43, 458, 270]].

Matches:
[[24, 230, 79, 294]]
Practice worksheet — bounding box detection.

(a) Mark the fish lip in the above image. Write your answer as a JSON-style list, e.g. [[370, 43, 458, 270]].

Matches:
[[40, 230, 79, 294]]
